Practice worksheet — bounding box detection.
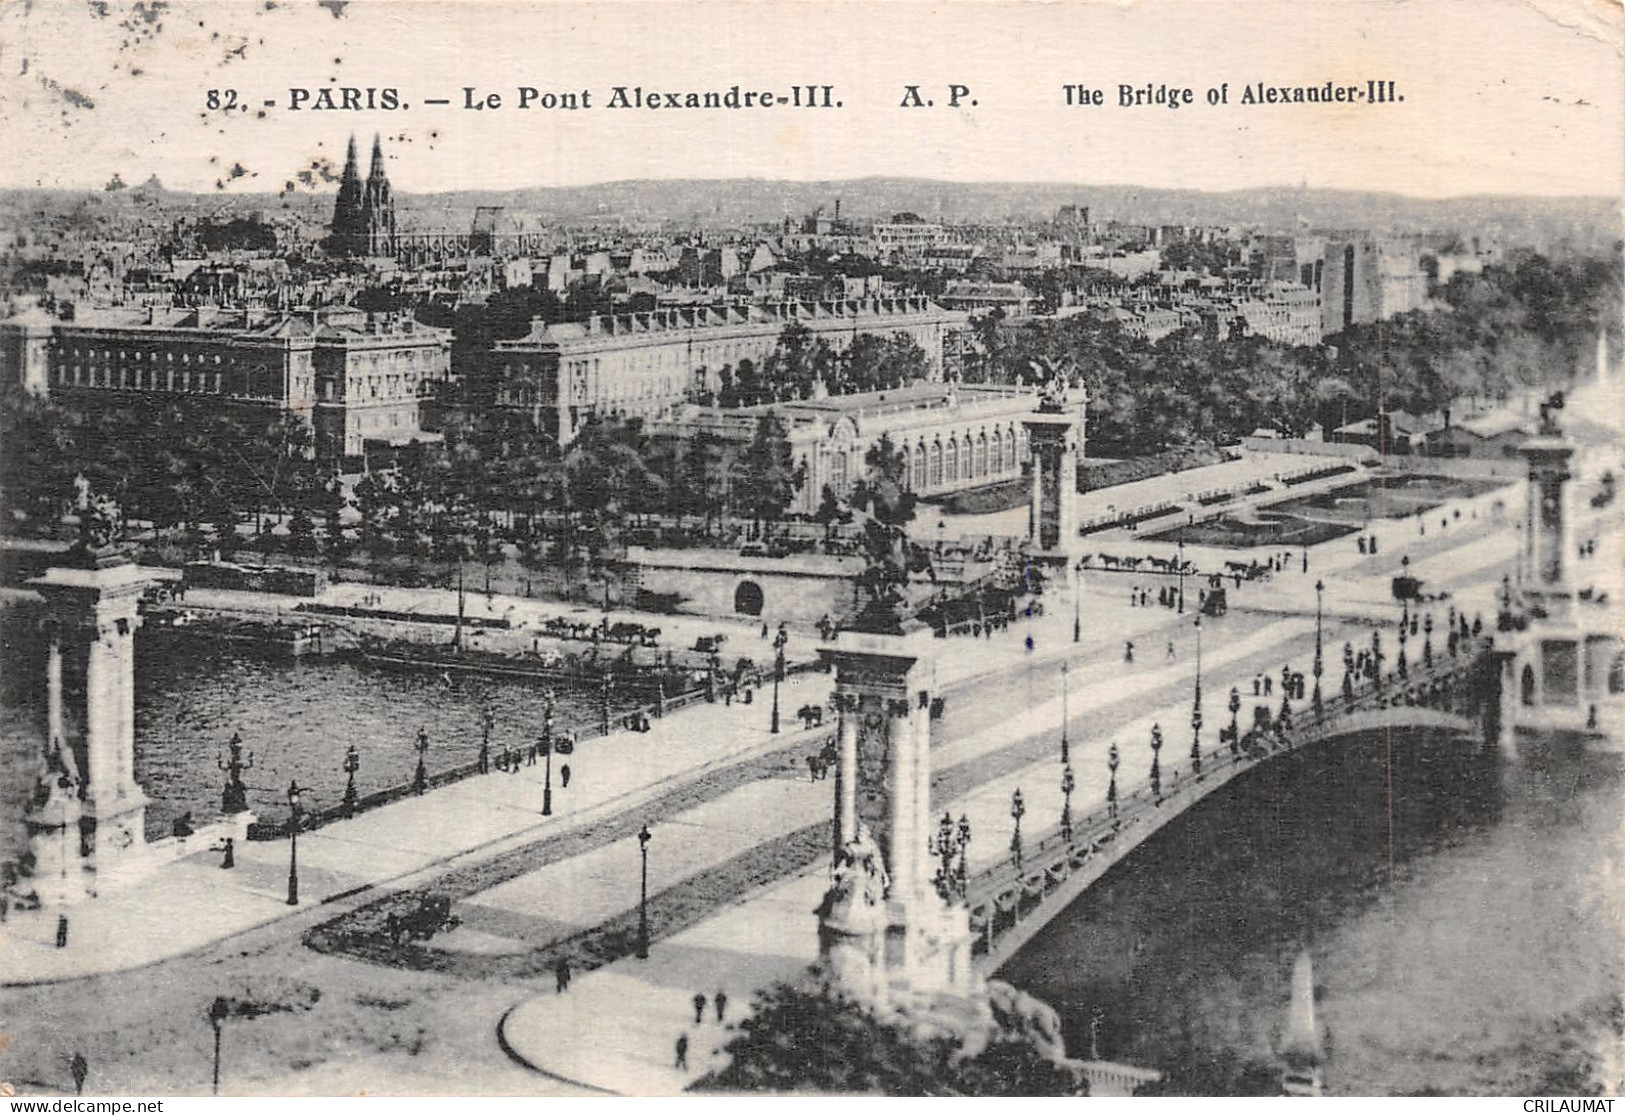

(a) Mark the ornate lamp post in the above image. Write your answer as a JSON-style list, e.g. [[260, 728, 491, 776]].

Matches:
[[1010, 788, 1025, 872], [706, 651, 720, 703], [1107, 742, 1120, 819], [953, 814, 971, 899], [636, 822, 652, 959], [1227, 686, 1241, 754], [1060, 764, 1075, 843], [601, 669, 613, 736], [1150, 723, 1163, 798], [770, 625, 788, 734], [1312, 579, 1325, 719], [285, 780, 303, 906], [931, 811, 957, 900], [217, 731, 252, 815], [412, 728, 429, 795], [1059, 661, 1071, 766], [1190, 616, 1203, 776], [1371, 630, 1384, 689], [1397, 604, 1410, 680], [478, 704, 494, 774], [1423, 612, 1434, 667], [541, 690, 555, 817], [208, 996, 230, 1096], [341, 743, 360, 817]]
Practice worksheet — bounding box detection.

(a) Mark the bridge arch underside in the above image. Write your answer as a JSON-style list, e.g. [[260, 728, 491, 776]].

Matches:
[[967, 708, 1485, 976]]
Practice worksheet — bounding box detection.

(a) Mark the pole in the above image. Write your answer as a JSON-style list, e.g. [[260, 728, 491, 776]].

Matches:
[[542, 694, 554, 817], [1073, 563, 1081, 643], [212, 1023, 221, 1095], [1177, 540, 1186, 614], [1060, 662, 1070, 766], [285, 781, 301, 906], [1313, 579, 1325, 717], [636, 823, 651, 959]]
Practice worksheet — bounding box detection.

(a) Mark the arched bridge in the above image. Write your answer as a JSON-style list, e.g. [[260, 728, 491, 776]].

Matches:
[[963, 643, 1496, 974]]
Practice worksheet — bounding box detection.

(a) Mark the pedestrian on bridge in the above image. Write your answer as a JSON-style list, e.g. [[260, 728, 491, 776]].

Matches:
[[1166, 641, 1176, 661], [715, 989, 729, 1023], [70, 1051, 88, 1095], [1253, 675, 1262, 696], [693, 992, 707, 1024], [560, 763, 571, 789], [1264, 675, 1274, 697], [675, 1033, 689, 1070], [1124, 641, 1135, 664]]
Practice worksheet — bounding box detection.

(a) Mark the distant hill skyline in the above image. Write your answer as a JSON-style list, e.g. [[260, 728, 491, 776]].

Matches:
[[7, 177, 1618, 253]]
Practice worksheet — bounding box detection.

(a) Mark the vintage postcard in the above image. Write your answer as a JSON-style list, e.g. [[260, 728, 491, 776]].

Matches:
[[0, 0, 1621, 1100]]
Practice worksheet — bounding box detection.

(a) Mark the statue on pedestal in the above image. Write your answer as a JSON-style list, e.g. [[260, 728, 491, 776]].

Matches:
[[67, 474, 131, 569], [816, 823, 890, 931]]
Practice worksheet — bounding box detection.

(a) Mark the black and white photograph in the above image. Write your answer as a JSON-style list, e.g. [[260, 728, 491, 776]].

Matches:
[[0, 0, 1621, 1099]]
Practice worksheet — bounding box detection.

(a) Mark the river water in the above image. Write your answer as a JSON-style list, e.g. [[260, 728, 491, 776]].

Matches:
[[0, 625, 627, 843], [998, 730, 1624, 1096]]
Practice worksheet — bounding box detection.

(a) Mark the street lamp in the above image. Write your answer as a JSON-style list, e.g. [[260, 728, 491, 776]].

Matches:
[[1107, 742, 1120, 819], [1060, 764, 1075, 844], [1397, 605, 1410, 680], [1060, 661, 1071, 766], [1150, 723, 1163, 798], [1227, 686, 1241, 754], [1312, 579, 1325, 719], [341, 743, 360, 817], [412, 728, 429, 795], [1177, 539, 1186, 614], [636, 822, 652, 959], [601, 669, 613, 736], [285, 780, 303, 906], [1010, 788, 1025, 872], [955, 814, 971, 898], [541, 690, 555, 817], [770, 625, 788, 734], [1190, 616, 1203, 776], [208, 996, 230, 1096], [932, 811, 956, 900], [217, 731, 252, 815], [1423, 612, 1434, 667]]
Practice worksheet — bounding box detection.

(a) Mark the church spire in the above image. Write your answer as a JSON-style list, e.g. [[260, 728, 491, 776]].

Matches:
[[330, 134, 364, 255], [359, 132, 396, 256]]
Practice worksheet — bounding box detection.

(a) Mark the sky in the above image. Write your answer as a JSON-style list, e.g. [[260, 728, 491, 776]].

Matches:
[[0, 0, 1621, 199]]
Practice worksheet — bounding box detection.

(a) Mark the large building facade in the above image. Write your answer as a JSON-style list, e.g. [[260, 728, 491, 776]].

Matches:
[[649, 382, 1050, 515], [489, 296, 966, 444], [1321, 237, 1427, 336], [0, 305, 450, 467]]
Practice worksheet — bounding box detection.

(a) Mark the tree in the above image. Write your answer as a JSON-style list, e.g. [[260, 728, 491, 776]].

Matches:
[[842, 333, 929, 394], [762, 321, 827, 401], [693, 982, 1085, 1096], [680, 430, 734, 534], [736, 411, 806, 537]]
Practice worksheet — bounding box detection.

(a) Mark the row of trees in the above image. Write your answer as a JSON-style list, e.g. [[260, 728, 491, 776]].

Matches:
[[0, 392, 337, 547], [965, 249, 1621, 457], [704, 322, 932, 407]]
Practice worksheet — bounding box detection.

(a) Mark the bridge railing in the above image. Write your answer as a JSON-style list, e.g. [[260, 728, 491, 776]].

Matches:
[[961, 643, 1491, 952]]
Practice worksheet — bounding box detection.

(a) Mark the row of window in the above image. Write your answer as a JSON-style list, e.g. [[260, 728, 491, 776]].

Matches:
[[900, 427, 1026, 490]]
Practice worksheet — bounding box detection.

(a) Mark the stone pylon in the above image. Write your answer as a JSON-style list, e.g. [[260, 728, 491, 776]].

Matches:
[[27, 557, 155, 899], [1023, 399, 1085, 590], [816, 617, 979, 1016]]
